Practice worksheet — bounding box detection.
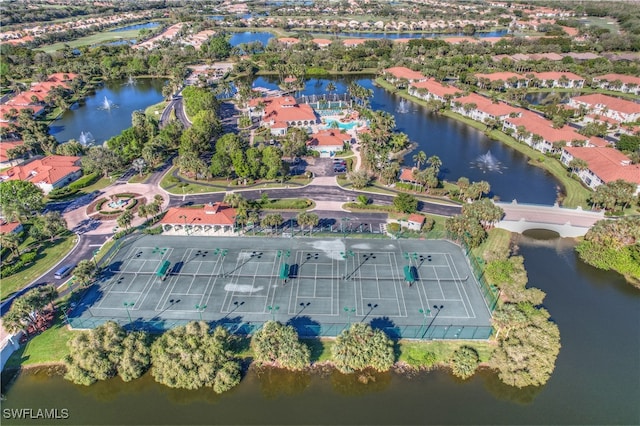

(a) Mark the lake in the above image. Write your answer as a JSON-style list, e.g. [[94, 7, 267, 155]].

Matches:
[[229, 32, 274, 47], [3, 235, 638, 425], [49, 78, 166, 145]]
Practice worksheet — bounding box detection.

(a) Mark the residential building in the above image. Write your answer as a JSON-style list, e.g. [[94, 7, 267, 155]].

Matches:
[[248, 96, 318, 136], [568, 94, 640, 123], [159, 203, 237, 236], [383, 67, 427, 84], [0, 221, 24, 235], [503, 110, 586, 153], [451, 93, 522, 124], [533, 72, 585, 88], [561, 147, 640, 195], [0, 140, 25, 168], [398, 167, 418, 184], [592, 74, 640, 95], [306, 129, 351, 157], [312, 38, 332, 48], [0, 155, 82, 194], [474, 72, 528, 89], [408, 79, 462, 102]]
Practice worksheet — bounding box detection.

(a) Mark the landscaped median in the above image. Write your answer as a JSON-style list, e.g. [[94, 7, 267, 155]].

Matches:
[[160, 166, 313, 195]]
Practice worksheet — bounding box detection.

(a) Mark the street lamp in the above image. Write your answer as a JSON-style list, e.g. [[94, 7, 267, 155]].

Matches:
[[344, 306, 355, 325], [92, 249, 99, 266], [419, 308, 431, 339], [123, 302, 134, 325], [267, 305, 279, 321], [179, 214, 188, 235], [195, 304, 207, 321], [341, 217, 351, 237]]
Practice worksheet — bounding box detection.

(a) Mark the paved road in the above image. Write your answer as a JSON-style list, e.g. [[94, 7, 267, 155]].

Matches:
[[172, 185, 462, 217], [0, 234, 110, 315]]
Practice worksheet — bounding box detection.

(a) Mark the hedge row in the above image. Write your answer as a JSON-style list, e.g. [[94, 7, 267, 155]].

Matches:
[[1, 251, 37, 278]]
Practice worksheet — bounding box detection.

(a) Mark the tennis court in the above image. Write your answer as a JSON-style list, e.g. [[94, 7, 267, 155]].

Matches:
[[71, 235, 493, 339]]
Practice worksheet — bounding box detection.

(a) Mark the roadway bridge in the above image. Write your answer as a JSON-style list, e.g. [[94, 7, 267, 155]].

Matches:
[[495, 201, 605, 237]]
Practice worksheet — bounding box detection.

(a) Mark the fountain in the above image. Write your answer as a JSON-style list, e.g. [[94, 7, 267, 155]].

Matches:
[[78, 131, 95, 146], [125, 75, 136, 86], [472, 150, 505, 173], [100, 96, 114, 110], [396, 99, 409, 114]]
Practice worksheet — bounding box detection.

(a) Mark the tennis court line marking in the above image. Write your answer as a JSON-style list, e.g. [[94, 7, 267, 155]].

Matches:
[[446, 253, 477, 319], [444, 253, 471, 318], [153, 248, 191, 311]]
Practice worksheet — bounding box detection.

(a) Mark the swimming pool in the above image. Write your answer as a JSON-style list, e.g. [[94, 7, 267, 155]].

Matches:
[[323, 118, 358, 130]]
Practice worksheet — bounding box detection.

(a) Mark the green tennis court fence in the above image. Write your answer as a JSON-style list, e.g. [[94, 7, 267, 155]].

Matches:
[[68, 317, 492, 340]]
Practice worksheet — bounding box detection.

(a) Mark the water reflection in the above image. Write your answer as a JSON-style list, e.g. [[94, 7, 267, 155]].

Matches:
[[255, 366, 312, 399], [330, 369, 392, 396]]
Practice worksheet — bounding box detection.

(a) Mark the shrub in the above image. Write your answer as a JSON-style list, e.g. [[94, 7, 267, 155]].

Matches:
[[143, 226, 163, 235], [69, 172, 99, 190], [48, 186, 79, 200], [450, 346, 480, 380]]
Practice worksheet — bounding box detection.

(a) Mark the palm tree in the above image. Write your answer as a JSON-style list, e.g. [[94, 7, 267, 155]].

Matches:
[[0, 232, 21, 258], [223, 193, 247, 209], [412, 151, 427, 170], [568, 158, 588, 176], [117, 210, 134, 230], [427, 155, 442, 175]]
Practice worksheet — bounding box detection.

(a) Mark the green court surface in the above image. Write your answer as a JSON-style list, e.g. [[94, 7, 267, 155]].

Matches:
[[70, 235, 493, 339]]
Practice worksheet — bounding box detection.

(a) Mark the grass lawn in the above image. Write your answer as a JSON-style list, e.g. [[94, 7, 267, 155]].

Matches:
[[39, 28, 142, 53], [398, 340, 494, 367], [145, 100, 168, 119], [472, 228, 512, 261], [128, 172, 150, 184], [1, 233, 77, 301], [5, 312, 74, 368]]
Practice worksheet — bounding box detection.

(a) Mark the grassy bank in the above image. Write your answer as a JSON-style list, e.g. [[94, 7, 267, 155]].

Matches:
[[374, 78, 592, 208], [39, 28, 142, 53], [1, 233, 77, 301]]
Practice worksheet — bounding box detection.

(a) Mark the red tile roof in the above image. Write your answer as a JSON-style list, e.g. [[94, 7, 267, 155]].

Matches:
[[384, 67, 426, 81], [399, 167, 417, 182], [587, 137, 611, 148], [410, 79, 461, 98], [0, 221, 22, 234], [594, 73, 640, 86], [0, 141, 24, 163], [408, 213, 425, 224], [278, 37, 300, 44], [0, 104, 44, 119], [261, 96, 317, 127], [564, 147, 640, 185], [307, 130, 350, 147], [572, 94, 640, 115], [454, 93, 522, 117], [506, 111, 585, 143], [160, 203, 236, 226], [342, 38, 367, 46], [533, 71, 584, 81], [1, 155, 81, 186], [312, 38, 332, 46], [475, 72, 525, 82]]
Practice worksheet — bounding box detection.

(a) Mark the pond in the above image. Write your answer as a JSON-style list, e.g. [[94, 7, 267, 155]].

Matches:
[[49, 78, 166, 145], [229, 31, 274, 47], [110, 22, 160, 32]]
